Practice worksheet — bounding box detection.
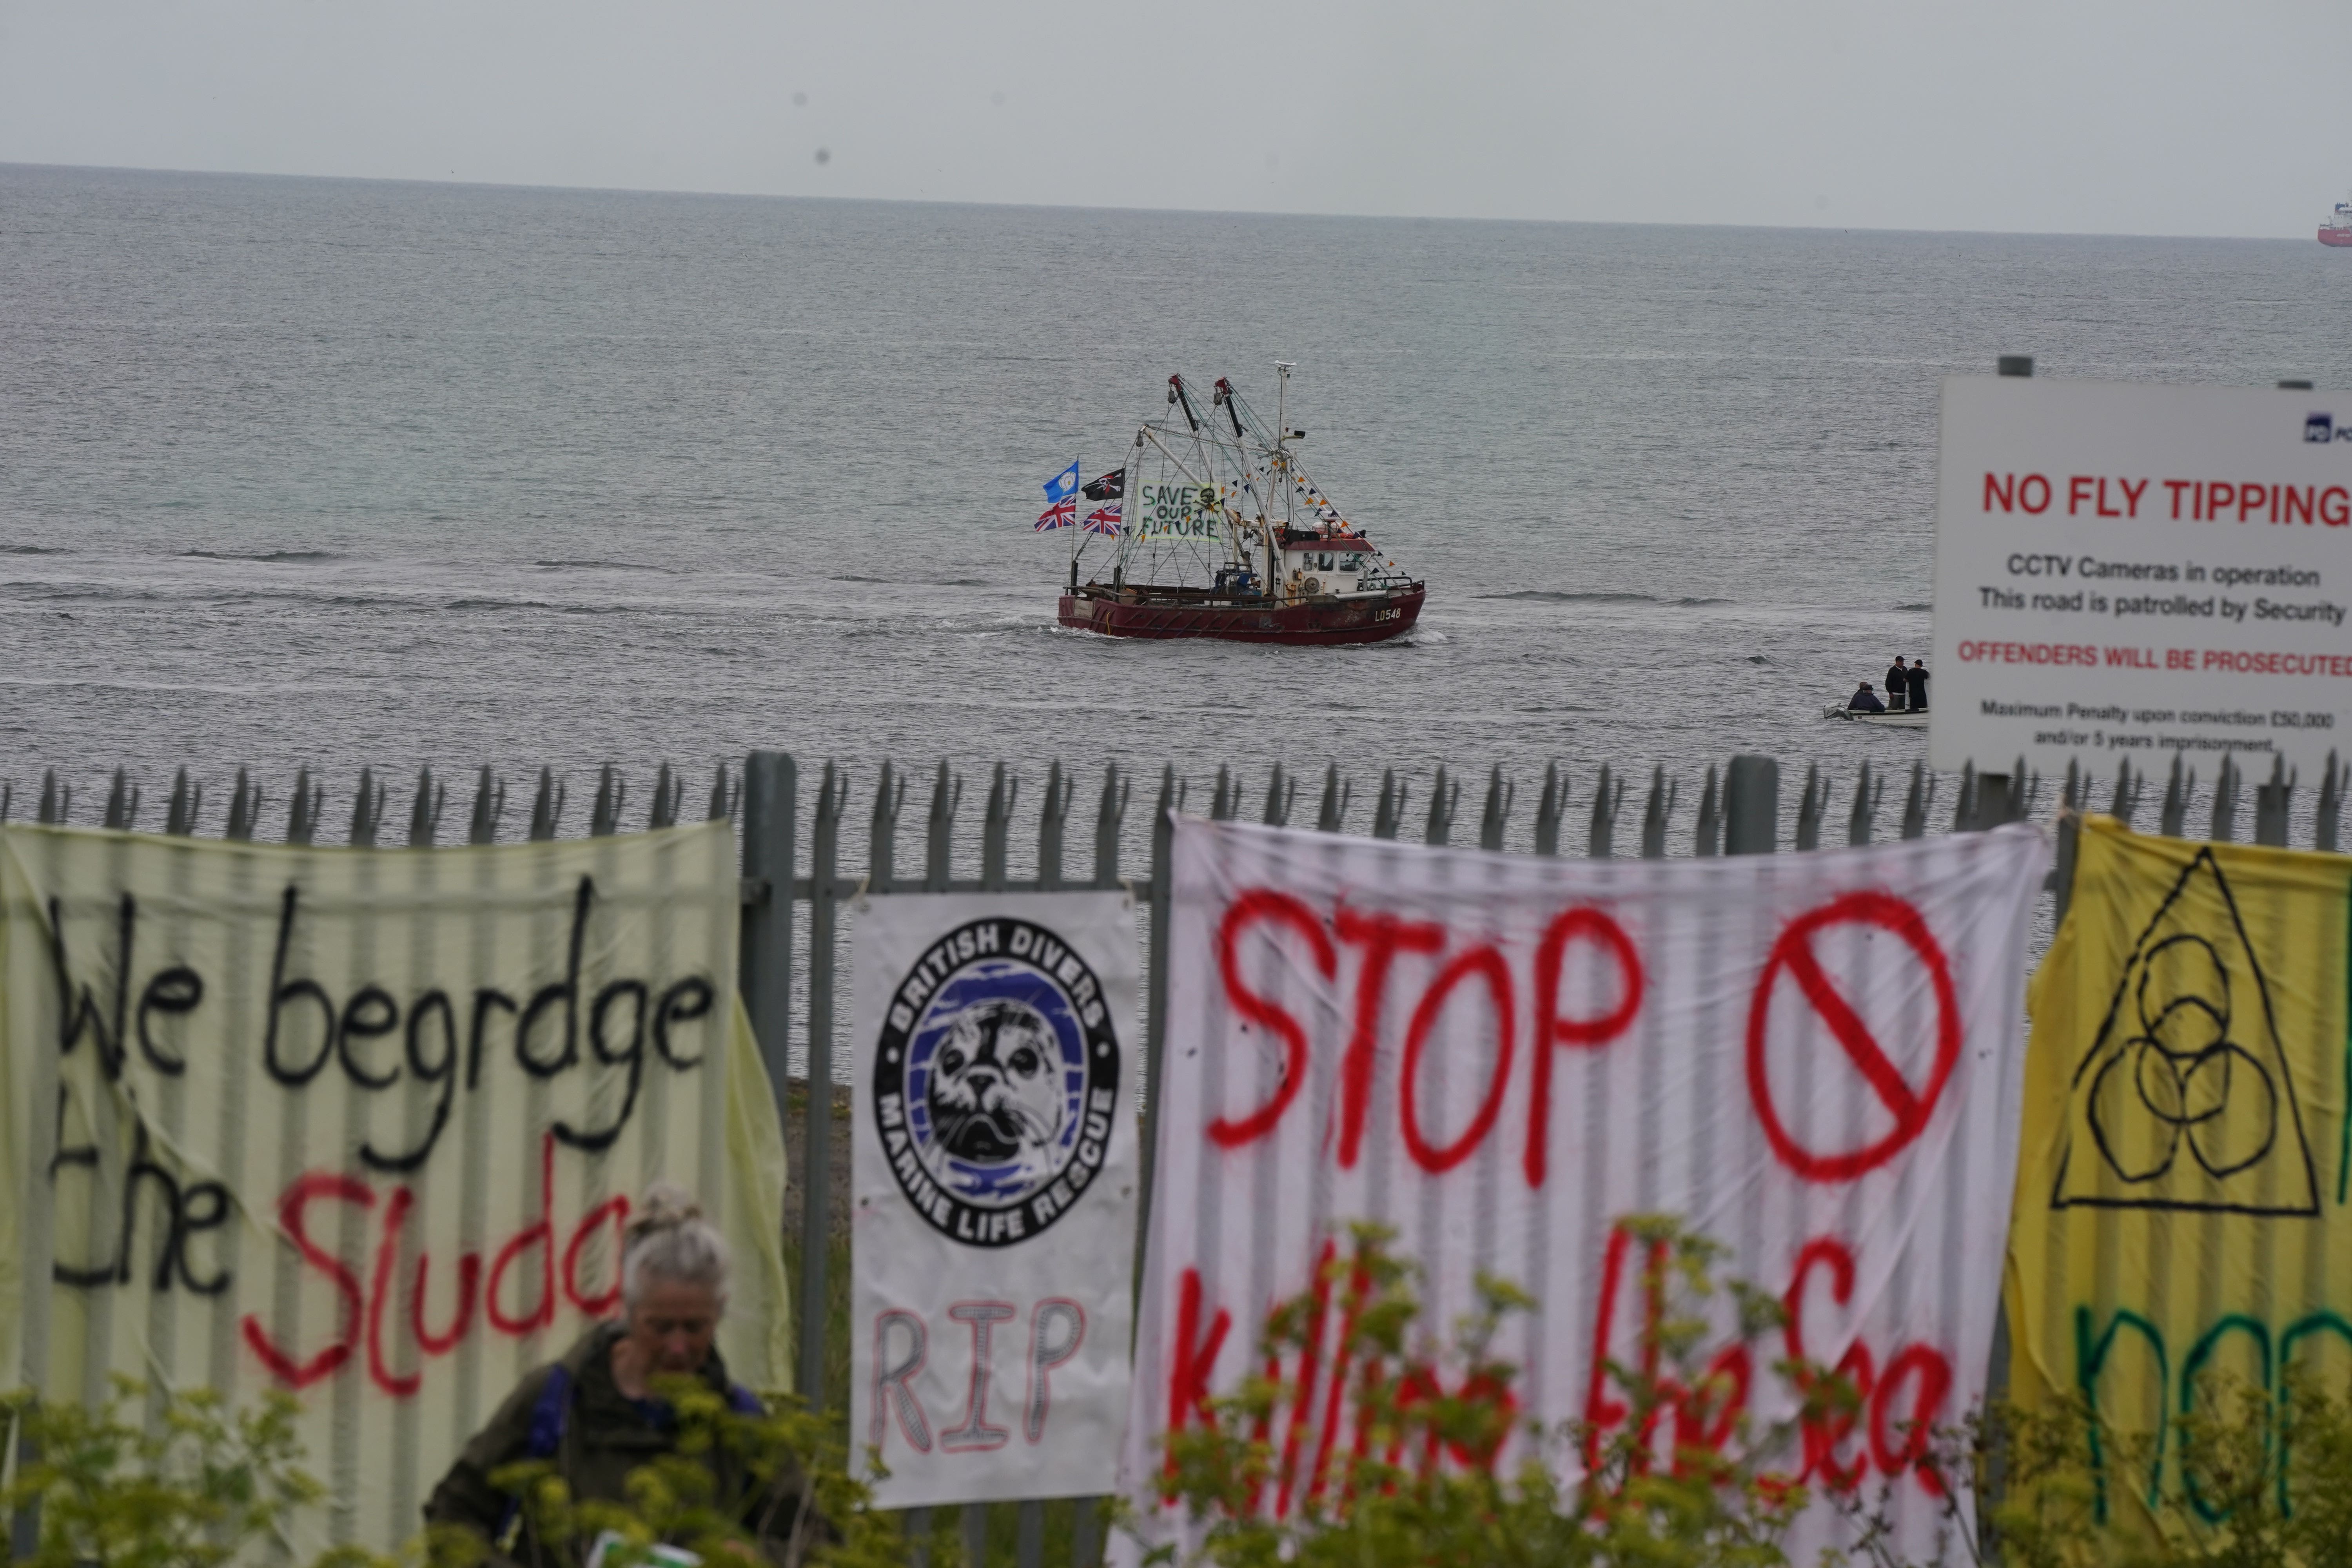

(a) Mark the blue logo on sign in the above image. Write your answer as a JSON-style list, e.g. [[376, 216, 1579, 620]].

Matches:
[[2307, 413, 2334, 443]]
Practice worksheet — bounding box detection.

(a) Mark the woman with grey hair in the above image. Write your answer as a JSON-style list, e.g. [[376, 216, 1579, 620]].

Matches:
[[426, 1183, 811, 1560]]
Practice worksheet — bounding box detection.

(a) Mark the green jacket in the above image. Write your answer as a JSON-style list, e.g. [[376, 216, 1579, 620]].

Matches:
[[424, 1323, 811, 1562]]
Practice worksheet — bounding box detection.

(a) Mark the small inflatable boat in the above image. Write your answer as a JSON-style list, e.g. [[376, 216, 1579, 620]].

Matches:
[[1823, 705, 1928, 729]]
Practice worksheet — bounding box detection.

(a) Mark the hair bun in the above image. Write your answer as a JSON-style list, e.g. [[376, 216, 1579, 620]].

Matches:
[[626, 1180, 704, 1243]]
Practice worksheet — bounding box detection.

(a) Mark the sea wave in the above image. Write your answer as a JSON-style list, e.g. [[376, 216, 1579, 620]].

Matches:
[[1477, 590, 1657, 604], [181, 548, 343, 563]]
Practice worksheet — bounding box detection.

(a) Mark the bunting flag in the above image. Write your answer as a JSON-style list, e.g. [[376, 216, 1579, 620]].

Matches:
[[2005, 815, 2352, 1534], [1118, 816, 2051, 1562]]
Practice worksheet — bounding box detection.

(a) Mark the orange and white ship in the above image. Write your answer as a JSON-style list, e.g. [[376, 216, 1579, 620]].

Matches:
[[2322, 195, 2352, 247]]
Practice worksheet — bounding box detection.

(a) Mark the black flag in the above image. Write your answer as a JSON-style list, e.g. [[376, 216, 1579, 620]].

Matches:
[[1082, 468, 1125, 501]]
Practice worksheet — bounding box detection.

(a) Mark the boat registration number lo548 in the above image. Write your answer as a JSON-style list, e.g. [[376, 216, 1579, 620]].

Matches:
[[1374, 606, 1399, 622]]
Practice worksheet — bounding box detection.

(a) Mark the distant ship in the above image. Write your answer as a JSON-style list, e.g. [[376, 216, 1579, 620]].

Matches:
[[1052, 365, 1426, 645], [2323, 195, 2352, 247]]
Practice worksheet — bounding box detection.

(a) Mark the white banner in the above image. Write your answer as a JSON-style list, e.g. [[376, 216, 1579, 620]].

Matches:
[[1932, 375, 2352, 774], [0, 822, 789, 1559], [852, 893, 1140, 1507], [1120, 817, 2049, 1559]]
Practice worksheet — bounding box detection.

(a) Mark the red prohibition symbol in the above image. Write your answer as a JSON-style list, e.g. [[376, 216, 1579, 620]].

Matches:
[[1744, 891, 1961, 1183]]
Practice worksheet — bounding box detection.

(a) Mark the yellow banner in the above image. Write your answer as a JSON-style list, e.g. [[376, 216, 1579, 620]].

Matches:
[[0, 820, 789, 1556], [2006, 814, 2352, 1526]]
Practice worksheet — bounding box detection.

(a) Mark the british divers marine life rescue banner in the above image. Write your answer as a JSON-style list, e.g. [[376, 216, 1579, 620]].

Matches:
[[2007, 817, 2352, 1532], [0, 822, 791, 1557], [851, 893, 1140, 1507], [1119, 816, 2051, 1559]]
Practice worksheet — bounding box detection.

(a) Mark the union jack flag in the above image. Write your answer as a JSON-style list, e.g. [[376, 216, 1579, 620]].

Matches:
[[1035, 461, 1081, 530], [1082, 503, 1122, 535]]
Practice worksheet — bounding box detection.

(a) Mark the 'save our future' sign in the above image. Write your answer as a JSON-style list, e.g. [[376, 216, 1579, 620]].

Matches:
[[1931, 377, 2352, 775]]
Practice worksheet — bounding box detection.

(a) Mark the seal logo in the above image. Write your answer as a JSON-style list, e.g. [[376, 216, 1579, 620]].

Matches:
[[873, 917, 1120, 1247]]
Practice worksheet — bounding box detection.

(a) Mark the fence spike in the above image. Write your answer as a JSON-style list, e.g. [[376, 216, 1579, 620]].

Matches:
[[1478, 766, 1512, 851], [468, 767, 502, 845], [1900, 761, 1929, 840], [1262, 762, 1296, 828], [1846, 760, 1875, 848], [1794, 763, 1823, 852], [2012, 756, 2036, 824], [529, 767, 565, 841], [590, 764, 624, 837], [0, 781, 12, 824], [104, 768, 139, 831], [1093, 762, 1127, 888], [982, 762, 1016, 889], [1209, 765, 1235, 822], [647, 762, 677, 830], [287, 767, 320, 845], [165, 767, 199, 835], [408, 766, 438, 847], [1587, 762, 1623, 858], [871, 761, 905, 887], [1641, 766, 1675, 858], [1696, 765, 1722, 855], [706, 760, 732, 822], [2313, 750, 2343, 853], [1424, 766, 1458, 846], [1372, 769, 1405, 840], [1316, 763, 1351, 834], [1951, 760, 1978, 834], [349, 766, 385, 846], [1534, 762, 1566, 857], [2209, 753, 2239, 842], [2109, 758, 2141, 827], [226, 768, 260, 840], [38, 769, 64, 825], [924, 760, 961, 889], [1036, 760, 1070, 887], [2254, 753, 2295, 848], [2159, 754, 2191, 837]]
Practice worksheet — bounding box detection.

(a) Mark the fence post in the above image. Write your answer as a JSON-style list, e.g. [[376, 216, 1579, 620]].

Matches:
[[1093, 763, 1128, 888], [1586, 764, 1622, 858], [1424, 766, 1459, 846], [925, 762, 960, 887], [1036, 761, 1071, 887], [2159, 755, 2192, 837], [1316, 763, 1351, 833], [738, 752, 804, 1389], [1534, 763, 1565, 857], [1900, 761, 1929, 840], [1695, 765, 1721, 856], [1136, 766, 1180, 1275], [1640, 767, 1674, 858], [1479, 766, 1512, 852], [982, 763, 1016, 888], [1793, 764, 1822, 851], [1846, 761, 1880, 847], [1724, 756, 1778, 854], [2210, 753, 2240, 842], [1372, 769, 1406, 840], [2320, 751, 2344, 853], [2109, 758, 2142, 829], [2254, 755, 2294, 848]]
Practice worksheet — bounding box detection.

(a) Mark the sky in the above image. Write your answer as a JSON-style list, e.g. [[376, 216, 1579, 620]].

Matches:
[[2, 0, 2348, 236]]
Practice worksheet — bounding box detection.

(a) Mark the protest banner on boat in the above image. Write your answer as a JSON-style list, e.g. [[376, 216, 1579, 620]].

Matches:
[[1931, 376, 2352, 775], [0, 821, 790, 1557], [1117, 816, 2050, 1561], [2006, 816, 2352, 1532], [1129, 481, 1222, 542], [851, 892, 1141, 1507]]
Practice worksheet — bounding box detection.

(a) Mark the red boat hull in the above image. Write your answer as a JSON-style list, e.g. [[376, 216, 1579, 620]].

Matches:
[[2322, 228, 2352, 247], [1059, 583, 1426, 644]]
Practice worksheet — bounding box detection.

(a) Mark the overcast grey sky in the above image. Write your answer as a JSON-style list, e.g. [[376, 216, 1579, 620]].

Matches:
[[2, 0, 2346, 236]]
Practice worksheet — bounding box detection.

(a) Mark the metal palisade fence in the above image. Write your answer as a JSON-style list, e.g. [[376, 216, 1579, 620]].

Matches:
[[4, 745, 2348, 1568]]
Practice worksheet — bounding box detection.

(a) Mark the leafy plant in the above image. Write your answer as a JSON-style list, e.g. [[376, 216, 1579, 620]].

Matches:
[[489, 1381, 904, 1568], [0, 1375, 338, 1568]]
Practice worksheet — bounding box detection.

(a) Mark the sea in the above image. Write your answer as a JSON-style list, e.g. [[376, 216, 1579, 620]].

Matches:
[[6, 162, 2351, 861]]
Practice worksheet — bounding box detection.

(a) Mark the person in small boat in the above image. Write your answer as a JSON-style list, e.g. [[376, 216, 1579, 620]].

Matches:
[[1848, 681, 1887, 713], [424, 1184, 816, 1563], [1884, 656, 1908, 711], [1907, 661, 1929, 712]]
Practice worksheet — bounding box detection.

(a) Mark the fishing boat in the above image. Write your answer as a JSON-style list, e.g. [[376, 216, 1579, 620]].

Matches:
[[1050, 365, 1426, 644], [2323, 195, 2352, 247]]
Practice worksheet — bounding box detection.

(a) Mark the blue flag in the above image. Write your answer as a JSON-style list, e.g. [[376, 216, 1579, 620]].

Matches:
[[1042, 462, 1080, 505]]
